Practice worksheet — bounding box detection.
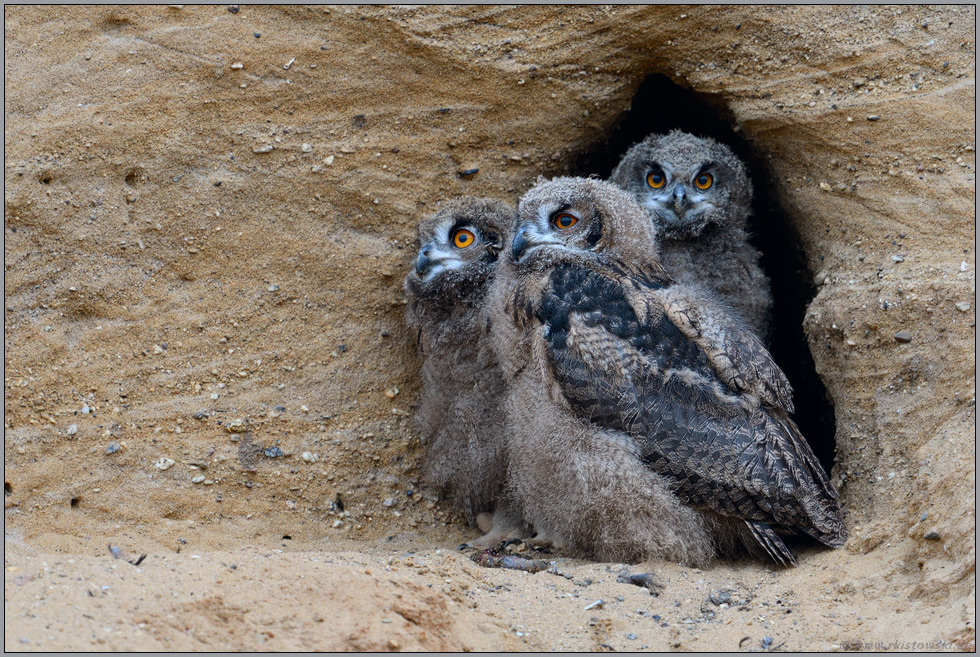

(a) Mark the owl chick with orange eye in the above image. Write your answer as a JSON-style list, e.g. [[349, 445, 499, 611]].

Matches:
[[405, 197, 526, 548], [610, 130, 773, 339]]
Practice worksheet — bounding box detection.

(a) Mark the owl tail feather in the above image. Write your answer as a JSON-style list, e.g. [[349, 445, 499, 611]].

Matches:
[[745, 520, 798, 567]]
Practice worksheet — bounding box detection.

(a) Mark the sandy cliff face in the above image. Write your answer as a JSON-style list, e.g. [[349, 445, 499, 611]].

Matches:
[[4, 5, 974, 651]]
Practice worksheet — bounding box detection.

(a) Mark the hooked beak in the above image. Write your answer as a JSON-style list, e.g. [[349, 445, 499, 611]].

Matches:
[[511, 224, 531, 261], [416, 243, 457, 279], [672, 184, 688, 216], [415, 245, 435, 277]]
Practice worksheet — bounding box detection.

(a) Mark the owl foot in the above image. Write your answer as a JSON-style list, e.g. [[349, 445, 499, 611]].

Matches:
[[458, 511, 525, 550]]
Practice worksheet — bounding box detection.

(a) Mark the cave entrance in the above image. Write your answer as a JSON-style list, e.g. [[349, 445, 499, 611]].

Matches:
[[572, 74, 837, 475]]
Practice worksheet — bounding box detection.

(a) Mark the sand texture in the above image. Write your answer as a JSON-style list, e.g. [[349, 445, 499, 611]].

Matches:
[[4, 5, 975, 651]]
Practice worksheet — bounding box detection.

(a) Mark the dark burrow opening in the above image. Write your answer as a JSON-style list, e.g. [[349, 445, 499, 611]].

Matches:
[[569, 74, 837, 475]]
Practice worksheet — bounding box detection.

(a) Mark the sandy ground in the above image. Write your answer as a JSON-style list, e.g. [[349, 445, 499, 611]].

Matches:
[[4, 5, 975, 652]]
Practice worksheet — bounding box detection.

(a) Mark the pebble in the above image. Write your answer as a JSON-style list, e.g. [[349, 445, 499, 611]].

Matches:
[[618, 572, 660, 593], [323, 155, 335, 165], [710, 590, 732, 605], [302, 143, 313, 153], [226, 418, 248, 433], [626, 633, 637, 640], [253, 144, 274, 154], [301, 451, 317, 463], [228, 5, 239, 13], [155, 457, 175, 470], [924, 530, 941, 540], [893, 331, 912, 343], [458, 167, 479, 178], [230, 62, 244, 70], [891, 255, 905, 262], [385, 387, 399, 399], [81, 403, 90, 414], [263, 446, 284, 458], [105, 441, 122, 455], [191, 475, 206, 484], [955, 302, 970, 312], [867, 115, 880, 121], [67, 424, 78, 436], [383, 497, 395, 507], [332, 519, 343, 528]]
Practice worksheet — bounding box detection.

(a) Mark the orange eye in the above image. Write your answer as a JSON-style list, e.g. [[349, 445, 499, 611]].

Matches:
[[646, 170, 666, 189], [452, 228, 475, 248], [694, 173, 713, 190], [552, 212, 578, 230]]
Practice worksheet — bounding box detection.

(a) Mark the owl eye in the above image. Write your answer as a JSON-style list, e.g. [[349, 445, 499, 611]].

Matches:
[[552, 212, 578, 230], [646, 170, 666, 189], [694, 173, 714, 190], [452, 228, 476, 248]]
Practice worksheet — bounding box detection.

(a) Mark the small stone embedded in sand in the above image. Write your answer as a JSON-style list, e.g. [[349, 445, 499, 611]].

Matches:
[[105, 441, 121, 455], [332, 519, 343, 528], [385, 387, 399, 399], [923, 530, 941, 540], [155, 457, 175, 470], [383, 497, 395, 507], [67, 424, 78, 436], [191, 475, 205, 484], [226, 418, 247, 433], [892, 255, 905, 262], [894, 331, 912, 343], [301, 451, 317, 463], [253, 144, 274, 153], [955, 302, 970, 312], [263, 446, 284, 458], [302, 143, 313, 153], [230, 62, 244, 70], [710, 590, 732, 605], [323, 155, 335, 165]]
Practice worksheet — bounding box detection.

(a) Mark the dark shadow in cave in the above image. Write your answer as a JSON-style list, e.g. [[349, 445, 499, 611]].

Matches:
[[569, 74, 837, 475]]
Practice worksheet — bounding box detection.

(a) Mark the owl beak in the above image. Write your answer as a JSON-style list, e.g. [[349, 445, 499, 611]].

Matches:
[[416, 243, 450, 278], [672, 185, 688, 215], [511, 224, 532, 261], [416, 249, 435, 277]]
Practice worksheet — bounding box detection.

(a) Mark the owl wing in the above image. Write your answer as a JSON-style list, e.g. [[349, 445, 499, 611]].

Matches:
[[610, 262, 793, 413], [529, 260, 844, 564]]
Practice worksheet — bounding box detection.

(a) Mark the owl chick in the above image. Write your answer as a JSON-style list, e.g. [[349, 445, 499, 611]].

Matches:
[[404, 197, 524, 547], [487, 177, 844, 565], [610, 130, 772, 338]]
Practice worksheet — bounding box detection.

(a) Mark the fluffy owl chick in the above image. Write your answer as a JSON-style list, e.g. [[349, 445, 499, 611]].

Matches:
[[610, 130, 772, 338], [488, 177, 845, 566], [405, 197, 524, 547]]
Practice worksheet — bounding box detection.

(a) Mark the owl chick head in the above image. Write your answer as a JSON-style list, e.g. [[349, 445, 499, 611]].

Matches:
[[609, 130, 753, 240], [510, 176, 660, 269], [405, 197, 514, 303]]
